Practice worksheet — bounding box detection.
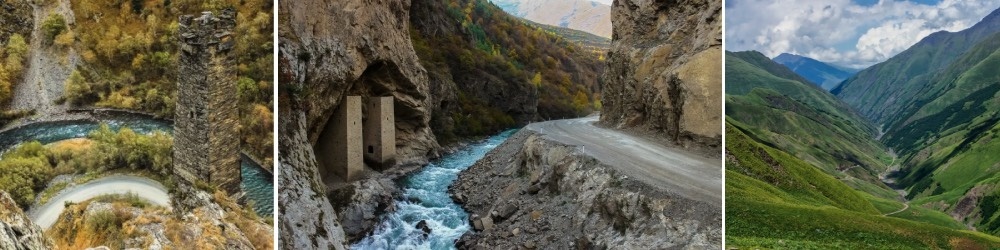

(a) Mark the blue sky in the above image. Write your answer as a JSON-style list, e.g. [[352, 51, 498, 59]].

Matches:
[[726, 0, 998, 68]]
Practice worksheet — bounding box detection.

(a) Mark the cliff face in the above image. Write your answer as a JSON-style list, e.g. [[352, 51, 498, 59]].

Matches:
[[451, 130, 721, 249], [0, 191, 52, 250], [600, 0, 722, 150], [277, 0, 435, 248]]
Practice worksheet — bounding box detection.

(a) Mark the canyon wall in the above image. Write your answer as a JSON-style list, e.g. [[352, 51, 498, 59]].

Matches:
[[600, 0, 722, 150], [276, 0, 436, 247]]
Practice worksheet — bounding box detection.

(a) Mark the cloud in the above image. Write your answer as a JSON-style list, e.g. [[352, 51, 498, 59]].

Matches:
[[591, 0, 612, 6], [726, 0, 998, 68]]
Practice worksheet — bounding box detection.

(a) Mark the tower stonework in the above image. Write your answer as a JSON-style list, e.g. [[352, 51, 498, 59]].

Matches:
[[316, 96, 363, 182], [363, 96, 395, 169], [173, 9, 240, 212]]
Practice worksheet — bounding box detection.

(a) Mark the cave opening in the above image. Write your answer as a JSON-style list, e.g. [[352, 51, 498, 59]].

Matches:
[[313, 60, 414, 190]]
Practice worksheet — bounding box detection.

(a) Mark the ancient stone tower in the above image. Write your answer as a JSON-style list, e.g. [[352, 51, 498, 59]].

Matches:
[[315, 96, 363, 182], [173, 9, 240, 205], [364, 97, 395, 169], [314, 96, 396, 182]]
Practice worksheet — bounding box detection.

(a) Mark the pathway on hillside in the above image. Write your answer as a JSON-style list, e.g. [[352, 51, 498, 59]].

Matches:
[[879, 152, 911, 216], [884, 201, 910, 216], [28, 175, 170, 229], [525, 115, 721, 206]]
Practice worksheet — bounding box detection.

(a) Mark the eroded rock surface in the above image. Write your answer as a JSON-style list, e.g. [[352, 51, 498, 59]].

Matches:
[[0, 191, 53, 250], [600, 0, 722, 150], [451, 130, 721, 249]]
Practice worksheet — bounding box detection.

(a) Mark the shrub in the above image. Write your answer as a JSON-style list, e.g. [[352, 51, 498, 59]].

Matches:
[[0, 142, 53, 207], [64, 70, 91, 104], [41, 13, 67, 44]]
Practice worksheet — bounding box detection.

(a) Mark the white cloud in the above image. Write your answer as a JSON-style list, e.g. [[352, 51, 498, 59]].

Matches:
[[726, 0, 998, 68], [591, 0, 612, 6]]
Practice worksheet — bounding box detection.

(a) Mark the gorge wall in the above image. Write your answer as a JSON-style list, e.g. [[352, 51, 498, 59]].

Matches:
[[278, 0, 606, 246], [600, 0, 722, 150], [276, 0, 435, 247]]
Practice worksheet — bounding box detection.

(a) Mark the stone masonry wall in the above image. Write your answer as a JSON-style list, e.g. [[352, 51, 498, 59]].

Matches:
[[173, 9, 241, 212]]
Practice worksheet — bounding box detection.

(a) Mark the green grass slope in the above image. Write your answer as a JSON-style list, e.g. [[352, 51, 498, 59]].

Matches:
[[726, 123, 1000, 249], [726, 51, 893, 198]]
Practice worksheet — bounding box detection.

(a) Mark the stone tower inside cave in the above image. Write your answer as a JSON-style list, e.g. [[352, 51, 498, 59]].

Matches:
[[172, 9, 240, 211]]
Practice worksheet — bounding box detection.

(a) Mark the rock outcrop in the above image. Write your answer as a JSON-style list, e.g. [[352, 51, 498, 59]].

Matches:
[[0, 191, 53, 250], [327, 177, 399, 242], [600, 0, 722, 150], [451, 130, 721, 249], [277, 0, 435, 247]]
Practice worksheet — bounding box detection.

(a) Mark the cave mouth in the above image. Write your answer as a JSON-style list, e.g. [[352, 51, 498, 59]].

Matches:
[[313, 60, 419, 190]]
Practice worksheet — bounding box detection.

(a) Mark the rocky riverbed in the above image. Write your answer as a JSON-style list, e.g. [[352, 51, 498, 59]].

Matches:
[[451, 130, 721, 249]]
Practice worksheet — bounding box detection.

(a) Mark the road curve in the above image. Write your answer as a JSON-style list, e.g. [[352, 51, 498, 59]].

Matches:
[[525, 116, 722, 206], [28, 175, 171, 229]]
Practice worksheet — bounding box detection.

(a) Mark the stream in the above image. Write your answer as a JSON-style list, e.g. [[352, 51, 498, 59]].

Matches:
[[353, 129, 516, 249], [0, 113, 273, 216]]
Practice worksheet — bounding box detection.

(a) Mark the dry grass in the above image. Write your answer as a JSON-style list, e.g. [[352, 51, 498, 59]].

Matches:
[[46, 138, 94, 153], [213, 190, 274, 249]]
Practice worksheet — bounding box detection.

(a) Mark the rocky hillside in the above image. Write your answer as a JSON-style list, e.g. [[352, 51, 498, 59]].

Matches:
[[490, 0, 611, 38], [0, 191, 52, 250], [0, 0, 31, 43], [451, 130, 720, 249], [411, 0, 603, 145], [600, 0, 722, 150]]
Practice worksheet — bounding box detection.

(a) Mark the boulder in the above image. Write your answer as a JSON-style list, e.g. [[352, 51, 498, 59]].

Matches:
[[0, 191, 53, 250], [416, 220, 432, 235]]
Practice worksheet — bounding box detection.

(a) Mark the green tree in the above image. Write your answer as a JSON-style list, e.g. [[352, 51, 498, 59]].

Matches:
[[64, 70, 91, 104], [42, 13, 67, 44], [531, 72, 543, 87]]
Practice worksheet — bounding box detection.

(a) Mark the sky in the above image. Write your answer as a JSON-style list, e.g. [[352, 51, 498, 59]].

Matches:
[[726, 0, 999, 68]]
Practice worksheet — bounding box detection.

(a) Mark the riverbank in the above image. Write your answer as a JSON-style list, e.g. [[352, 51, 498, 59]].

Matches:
[[451, 129, 721, 249]]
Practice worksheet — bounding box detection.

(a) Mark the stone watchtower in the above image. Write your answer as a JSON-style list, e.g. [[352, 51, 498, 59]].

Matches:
[[173, 9, 241, 207]]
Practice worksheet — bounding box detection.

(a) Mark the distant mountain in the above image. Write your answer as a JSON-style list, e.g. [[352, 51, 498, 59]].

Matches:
[[526, 20, 610, 52], [772, 53, 857, 90], [835, 7, 1000, 234], [489, 0, 611, 38]]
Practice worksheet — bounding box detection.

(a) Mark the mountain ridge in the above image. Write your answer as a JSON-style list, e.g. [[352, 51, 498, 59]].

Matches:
[[488, 0, 611, 38], [772, 53, 857, 90]]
